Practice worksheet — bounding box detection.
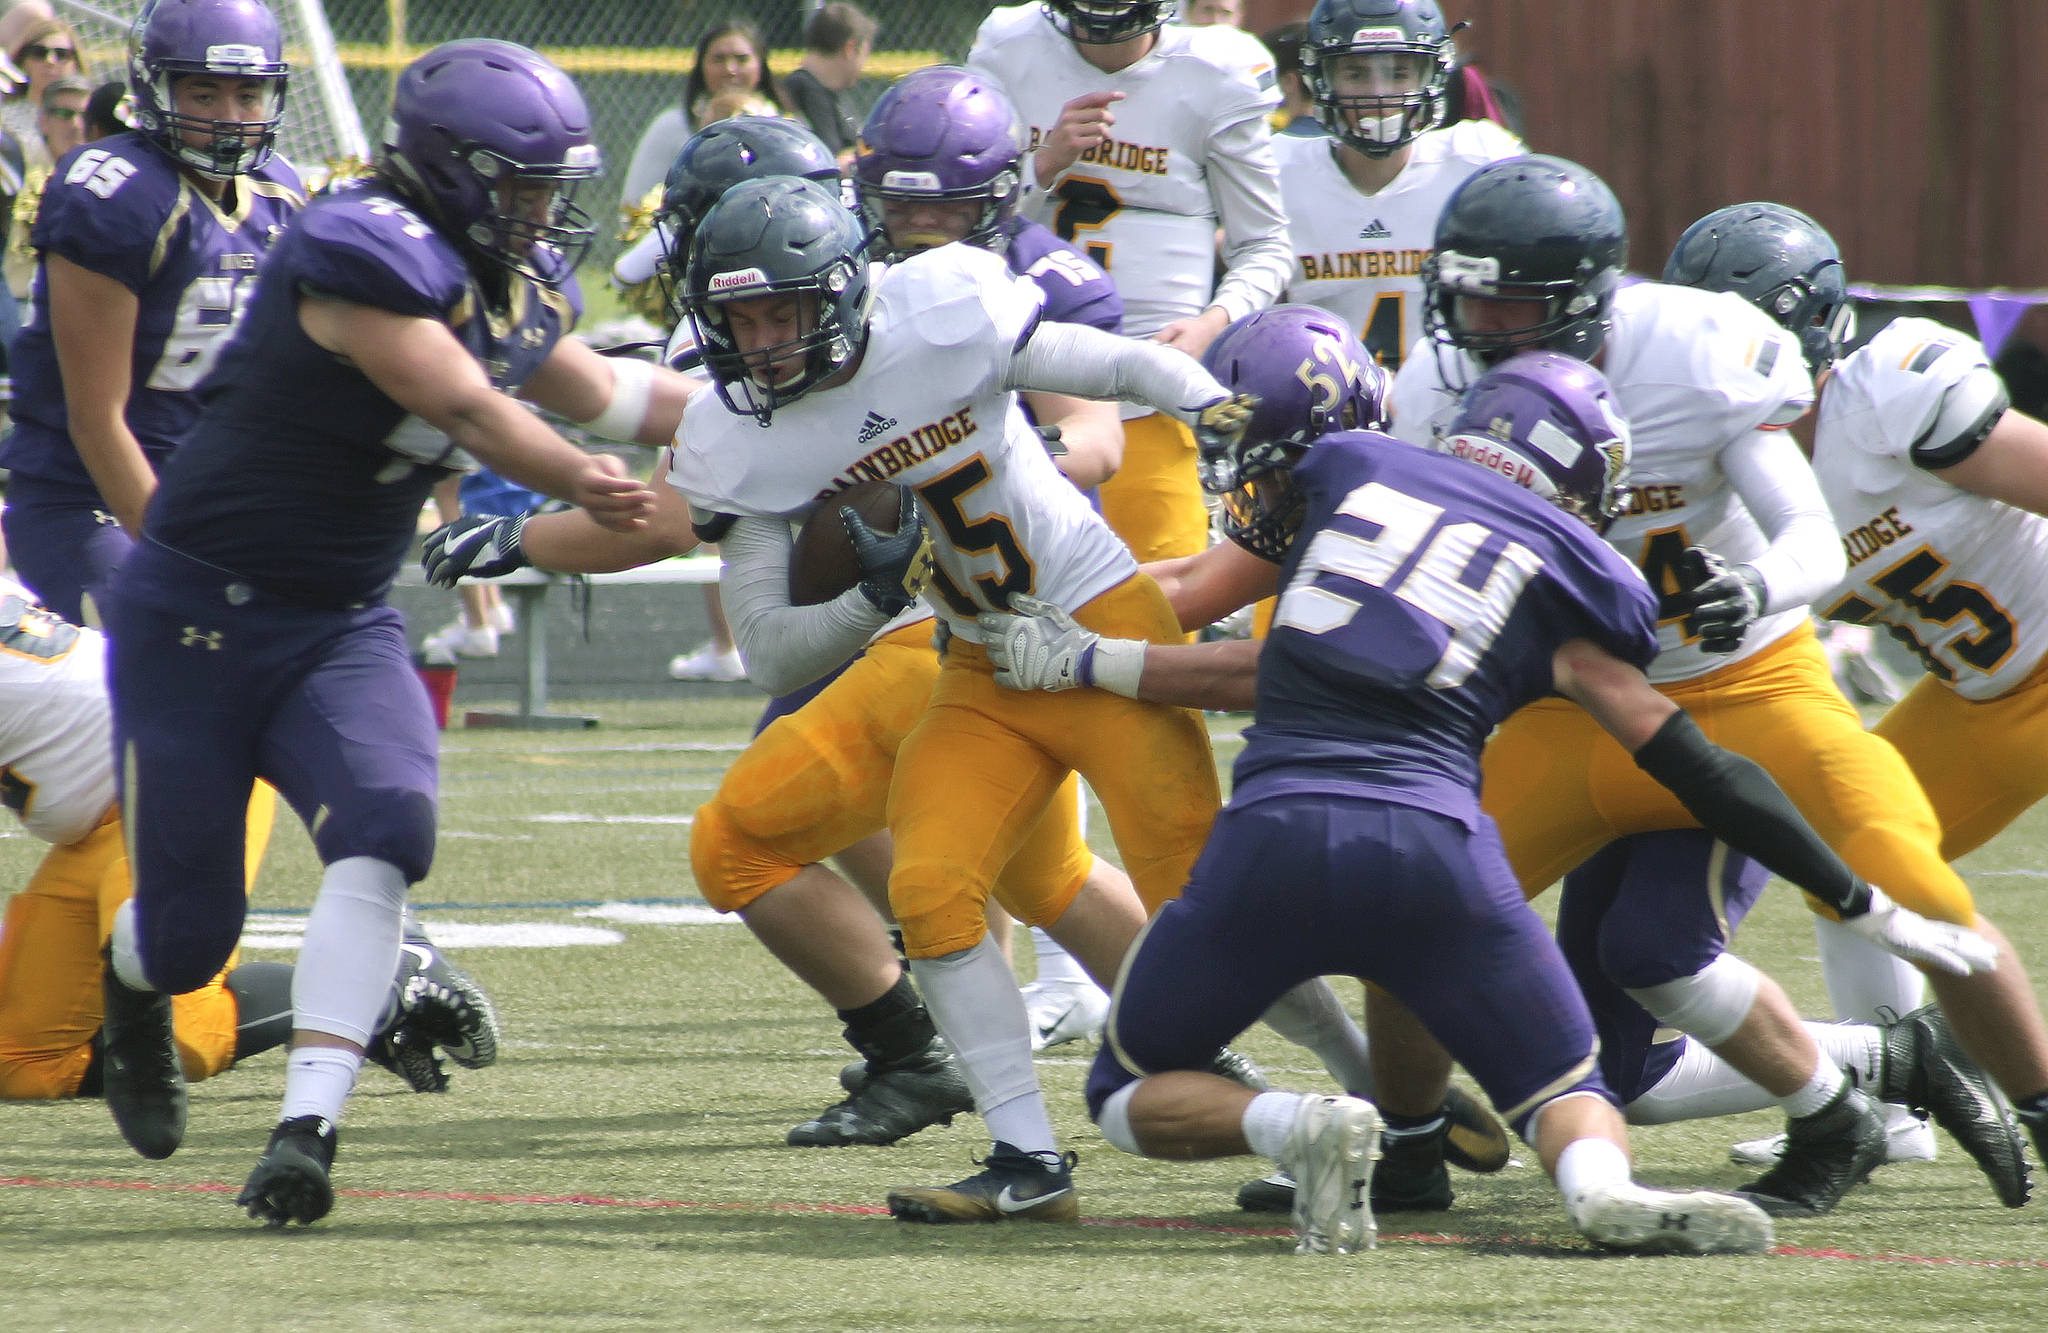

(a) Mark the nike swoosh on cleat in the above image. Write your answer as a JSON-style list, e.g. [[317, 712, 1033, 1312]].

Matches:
[[995, 1183, 1069, 1214], [400, 943, 436, 971]]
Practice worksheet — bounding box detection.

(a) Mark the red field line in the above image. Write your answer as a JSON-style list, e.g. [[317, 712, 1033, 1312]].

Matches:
[[3, 1176, 2043, 1267]]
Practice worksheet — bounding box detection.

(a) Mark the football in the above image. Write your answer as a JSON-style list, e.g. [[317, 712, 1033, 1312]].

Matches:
[[789, 480, 911, 605]]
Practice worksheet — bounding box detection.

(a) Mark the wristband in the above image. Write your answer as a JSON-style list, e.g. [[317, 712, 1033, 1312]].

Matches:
[[578, 356, 657, 441], [1083, 636, 1147, 698]]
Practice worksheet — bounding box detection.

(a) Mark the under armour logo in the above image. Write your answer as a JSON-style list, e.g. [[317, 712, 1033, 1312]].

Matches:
[[179, 626, 224, 649], [92, 508, 121, 527], [1659, 1213, 1689, 1230]]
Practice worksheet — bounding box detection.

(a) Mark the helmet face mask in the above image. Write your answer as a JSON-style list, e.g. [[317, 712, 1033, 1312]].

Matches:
[[1044, 0, 1177, 45], [129, 0, 290, 179], [682, 176, 871, 425], [1662, 202, 1852, 373], [381, 39, 601, 283], [1302, 0, 1453, 157], [1437, 350, 1633, 533], [853, 65, 1025, 263]]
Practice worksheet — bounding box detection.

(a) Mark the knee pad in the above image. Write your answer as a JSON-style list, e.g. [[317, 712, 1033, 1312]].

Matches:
[[1624, 953, 1760, 1047], [689, 798, 803, 914], [312, 785, 436, 884]]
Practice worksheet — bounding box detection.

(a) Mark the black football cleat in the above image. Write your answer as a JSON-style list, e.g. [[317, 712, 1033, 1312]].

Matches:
[[1876, 1004, 2032, 1207], [366, 1018, 452, 1093], [791, 1037, 974, 1147], [391, 924, 500, 1070], [98, 947, 186, 1160], [1441, 1084, 1512, 1173], [887, 1141, 1079, 1223], [1737, 1084, 1886, 1217], [238, 1116, 339, 1228]]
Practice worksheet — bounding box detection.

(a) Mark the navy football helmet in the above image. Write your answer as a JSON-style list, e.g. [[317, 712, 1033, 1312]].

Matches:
[[1422, 155, 1627, 369], [683, 176, 872, 425], [1301, 0, 1455, 157], [853, 66, 1026, 262], [381, 40, 602, 281], [128, 0, 289, 178], [654, 117, 840, 321], [1664, 202, 1852, 373], [1198, 304, 1393, 559], [1044, 0, 1177, 45], [1437, 350, 1632, 533]]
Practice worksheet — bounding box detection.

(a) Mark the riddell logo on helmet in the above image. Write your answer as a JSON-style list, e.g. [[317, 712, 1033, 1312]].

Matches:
[[709, 268, 770, 294], [204, 43, 268, 68], [883, 170, 943, 191], [1349, 27, 1405, 42]]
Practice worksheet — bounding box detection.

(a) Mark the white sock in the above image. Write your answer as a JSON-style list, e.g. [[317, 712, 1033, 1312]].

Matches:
[[1782, 1062, 1848, 1120], [1242, 1090, 1310, 1162], [293, 857, 407, 1046], [1626, 1038, 1776, 1124], [108, 899, 155, 992], [910, 935, 1056, 1155], [1555, 1136, 1632, 1223], [1029, 928, 1095, 989], [1816, 915, 1926, 1024], [1261, 980, 1374, 1096], [280, 1044, 361, 1125]]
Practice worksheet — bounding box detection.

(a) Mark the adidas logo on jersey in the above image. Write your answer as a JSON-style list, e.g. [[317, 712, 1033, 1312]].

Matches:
[[857, 411, 900, 445], [1357, 219, 1394, 239]]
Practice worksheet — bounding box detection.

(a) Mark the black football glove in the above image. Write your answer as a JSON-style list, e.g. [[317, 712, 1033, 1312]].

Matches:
[[422, 513, 530, 588], [843, 486, 935, 616], [1674, 545, 1766, 653]]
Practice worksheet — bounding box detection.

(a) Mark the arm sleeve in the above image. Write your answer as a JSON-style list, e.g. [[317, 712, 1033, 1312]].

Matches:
[[1719, 427, 1848, 616], [1002, 320, 1230, 423], [1632, 711, 1871, 917], [1204, 113, 1293, 323], [718, 513, 893, 696]]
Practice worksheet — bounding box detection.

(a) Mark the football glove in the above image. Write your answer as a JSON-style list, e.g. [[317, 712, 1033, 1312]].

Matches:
[[1674, 545, 1766, 653], [844, 486, 935, 616], [1840, 883, 2000, 976], [422, 512, 531, 588], [1191, 392, 1258, 456], [977, 594, 1147, 697]]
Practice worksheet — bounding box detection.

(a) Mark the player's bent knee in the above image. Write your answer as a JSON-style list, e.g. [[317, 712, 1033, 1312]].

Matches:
[[1624, 953, 1760, 1047], [1094, 1080, 1143, 1155], [689, 800, 803, 913], [892, 889, 988, 960], [314, 786, 435, 884]]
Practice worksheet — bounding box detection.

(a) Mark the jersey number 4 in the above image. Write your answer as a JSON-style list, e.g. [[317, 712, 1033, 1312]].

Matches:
[[1276, 481, 1542, 688]]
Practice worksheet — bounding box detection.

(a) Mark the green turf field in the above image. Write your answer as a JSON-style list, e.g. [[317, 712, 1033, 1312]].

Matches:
[[3, 697, 2043, 1330]]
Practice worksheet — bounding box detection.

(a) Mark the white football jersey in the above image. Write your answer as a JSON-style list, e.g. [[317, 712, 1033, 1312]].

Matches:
[[0, 578, 115, 845], [1814, 317, 2048, 700], [1392, 282, 1815, 682], [970, 7, 1281, 337], [668, 244, 1136, 641], [1276, 119, 1524, 368]]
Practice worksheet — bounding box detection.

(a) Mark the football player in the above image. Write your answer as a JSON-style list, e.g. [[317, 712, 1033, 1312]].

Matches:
[[1275, 0, 1522, 369], [663, 172, 1254, 1223], [1668, 200, 2048, 1172], [97, 40, 681, 1228], [0, 0, 304, 626], [1050, 316, 1963, 1255], [0, 576, 500, 1112], [969, 0, 1291, 564]]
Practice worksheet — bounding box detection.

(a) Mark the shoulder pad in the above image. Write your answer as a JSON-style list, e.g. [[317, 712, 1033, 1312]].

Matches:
[[1911, 360, 2009, 469], [291, 191, 466, 318], [690, 507, 737, 544], [32, 142, 177, 288]]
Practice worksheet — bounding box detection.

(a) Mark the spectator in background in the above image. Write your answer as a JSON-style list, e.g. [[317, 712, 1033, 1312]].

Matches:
[[35, 72, 86, 164], [0, 10, 79, 171], [83, 78, 130, 142], [1261, 23, 1323, 137], [780, 2, 876, 166], [619, 20, 786, 212], [1185, 0, 1243, 25]]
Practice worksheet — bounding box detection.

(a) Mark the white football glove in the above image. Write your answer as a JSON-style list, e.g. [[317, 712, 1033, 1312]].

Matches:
[[976, 594, 1146, 696], [1842, 885, 2000, 976]]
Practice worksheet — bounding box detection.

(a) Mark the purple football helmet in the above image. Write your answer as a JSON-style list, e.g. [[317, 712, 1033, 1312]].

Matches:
[[853, 65, 1025, 261], [1044, 0, 1177, 45], [1198, 304, 1393, 558], [381, 40, 602, 281], [128, 0, 289, 178], [1437, 350, 1633, 532]]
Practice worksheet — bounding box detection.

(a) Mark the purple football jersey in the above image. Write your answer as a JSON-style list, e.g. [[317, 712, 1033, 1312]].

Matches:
[[1003, 217, 1121, 334]]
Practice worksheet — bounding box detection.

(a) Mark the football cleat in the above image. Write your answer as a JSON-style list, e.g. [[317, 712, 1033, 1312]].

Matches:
[[1281, 1095, 1382, 1255], [1371, 1118, 1455, 1213], [238, 1115, 339, 1228], [789, 1037, 975, 1147], [391, 926, 500, 1070], [98, 948, 187, 1160], [1236, 1087, 1489, 1215], [887, 1141, 1080, 1223], [366, 1019, 452, 1094], [1236, 1169, 1296, 1214], [1736, 1084, 1885, 1217], [1875, 1003, 2032, 1208], [1021, 978, 1110, 1051], [1210, 1047, 1270, 1091], [1729, 1114, 1936, 1169], [1442, 1084, 1512, 1173], [1573, 1180, 1774, 1255]]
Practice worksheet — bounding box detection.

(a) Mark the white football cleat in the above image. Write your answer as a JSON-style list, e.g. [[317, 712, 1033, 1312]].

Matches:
[[1729, 1110, 1937, 1168], [1021, 978, 1109, 1051], [1282, 1094, 1381, 1255], [1573, 1180, 1774, 1255], [667, 643, 747, 682], [420, 620, 499, 660]]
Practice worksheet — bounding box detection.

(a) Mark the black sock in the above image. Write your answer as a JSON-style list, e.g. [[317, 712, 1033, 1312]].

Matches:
[[838, 970, 935, 1068]]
